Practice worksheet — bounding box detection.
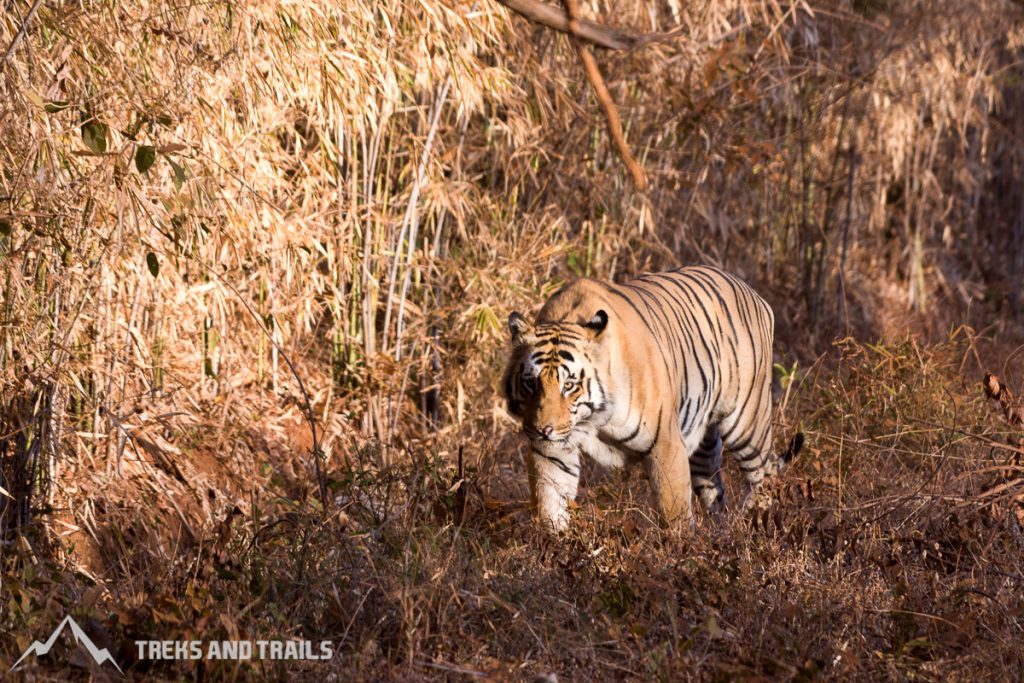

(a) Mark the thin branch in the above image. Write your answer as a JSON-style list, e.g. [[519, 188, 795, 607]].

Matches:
[[562, 0, 646, 190], [495, 0, 684, 51], [188, 252, 330, 512], [1, 0, 44, 69]]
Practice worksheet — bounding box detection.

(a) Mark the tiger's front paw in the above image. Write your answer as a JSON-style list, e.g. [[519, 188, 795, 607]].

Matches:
[[535, 486, 573, 533], [537, 506, 571, 534], [662, 508, 697, 535]]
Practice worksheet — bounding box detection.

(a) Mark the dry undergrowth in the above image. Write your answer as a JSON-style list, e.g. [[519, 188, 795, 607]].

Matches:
[[4, 336, 1024, 680]]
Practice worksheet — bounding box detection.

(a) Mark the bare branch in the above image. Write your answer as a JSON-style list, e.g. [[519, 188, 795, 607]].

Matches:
[[1, 0, 44, 69], [561, 0, 647, 190], [494, 0, 682, 51]]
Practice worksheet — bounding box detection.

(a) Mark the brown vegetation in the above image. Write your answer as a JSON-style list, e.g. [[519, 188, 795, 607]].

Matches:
[[1, 0, 1023, 679]]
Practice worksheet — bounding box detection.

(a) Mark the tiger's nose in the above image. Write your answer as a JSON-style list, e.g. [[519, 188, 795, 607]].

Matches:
[[540, 425, 554, 439]]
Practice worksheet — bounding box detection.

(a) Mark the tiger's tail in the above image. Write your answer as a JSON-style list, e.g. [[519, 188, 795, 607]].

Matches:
[[779, 431, 805, 468]]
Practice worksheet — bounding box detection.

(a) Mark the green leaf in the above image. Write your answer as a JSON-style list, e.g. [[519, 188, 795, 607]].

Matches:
[[135, 145, 156, 173], [146, 251, 160, 278], [44, 100, 71, 114], [81, 118, 108, 154], [168, 158, 186, 190]]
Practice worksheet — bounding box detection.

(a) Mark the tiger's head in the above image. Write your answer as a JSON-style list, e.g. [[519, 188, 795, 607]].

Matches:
[[503, 309, 609, 442]]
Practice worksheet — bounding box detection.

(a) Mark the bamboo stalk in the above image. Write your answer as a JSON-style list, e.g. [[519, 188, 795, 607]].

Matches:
[[392, 77, 451, 362]]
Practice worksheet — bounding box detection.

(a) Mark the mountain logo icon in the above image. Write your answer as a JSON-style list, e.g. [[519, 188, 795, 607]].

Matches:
[[9, 614, 123, 674]]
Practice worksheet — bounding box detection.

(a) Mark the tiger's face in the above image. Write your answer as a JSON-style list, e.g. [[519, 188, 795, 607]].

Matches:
[[504, 310, 608, 442]]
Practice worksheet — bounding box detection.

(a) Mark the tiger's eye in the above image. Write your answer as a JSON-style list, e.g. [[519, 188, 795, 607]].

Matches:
[[563, 381, 574, 391]]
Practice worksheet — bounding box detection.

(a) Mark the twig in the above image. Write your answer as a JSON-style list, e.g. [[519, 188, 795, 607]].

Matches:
[[418, 660, 489, 677], [561, 0, 646, 191], [495, 0, 684, 51], [837, 128, 856, 331], [905, 417, 1024, 457], [128, 134, 330, 509], [954, 478, 1023, 507], [187, 255, 329, 512], [0, 0, 44, 69]]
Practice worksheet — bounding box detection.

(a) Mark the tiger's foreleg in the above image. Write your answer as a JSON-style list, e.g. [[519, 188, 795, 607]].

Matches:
[[528, 440, 581, 532], [644, 429, 695, 531]]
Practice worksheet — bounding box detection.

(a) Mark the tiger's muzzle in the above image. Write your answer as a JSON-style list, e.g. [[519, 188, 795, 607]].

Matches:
[[525, 423, 573, 442]]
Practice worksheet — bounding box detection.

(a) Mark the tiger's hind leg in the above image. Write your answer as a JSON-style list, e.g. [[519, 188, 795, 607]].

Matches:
[[689, 424, 725, 514], [720, 405, 775, 512]]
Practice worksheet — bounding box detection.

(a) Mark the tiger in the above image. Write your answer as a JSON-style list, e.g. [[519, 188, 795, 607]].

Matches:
[[503, 265, 801, 532]]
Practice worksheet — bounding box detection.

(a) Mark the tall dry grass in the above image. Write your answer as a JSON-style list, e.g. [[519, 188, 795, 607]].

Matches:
[[1, 0, 1023, 677]]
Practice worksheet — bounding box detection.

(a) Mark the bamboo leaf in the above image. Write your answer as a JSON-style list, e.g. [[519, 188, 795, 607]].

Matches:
[[146, 251, 160, 278], [168, 158, 186, 190], [135, 145, 157, 173], [81, 114, 108, 154]]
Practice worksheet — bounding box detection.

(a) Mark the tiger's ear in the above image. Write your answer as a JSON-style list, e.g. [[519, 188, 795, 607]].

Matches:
[[508, 311, 535, 345], [583, 309, 608, 338]]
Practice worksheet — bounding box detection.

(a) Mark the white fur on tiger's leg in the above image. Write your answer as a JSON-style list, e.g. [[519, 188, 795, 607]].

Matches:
[[528, 441, 581, 533]]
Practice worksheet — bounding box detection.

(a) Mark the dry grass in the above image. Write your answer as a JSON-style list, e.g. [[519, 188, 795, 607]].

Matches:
[[5, 335, 1024, 679], [1, 0, 1024, 679]]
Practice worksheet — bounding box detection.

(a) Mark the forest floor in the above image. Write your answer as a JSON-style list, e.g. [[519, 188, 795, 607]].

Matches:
[[4, 334, 1024, 681]]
